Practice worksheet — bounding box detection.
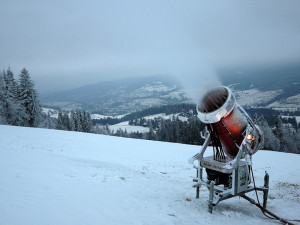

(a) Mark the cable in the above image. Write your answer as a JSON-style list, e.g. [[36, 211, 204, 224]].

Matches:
[[247, 166, 299, 225], [241, 195, 296, 225]]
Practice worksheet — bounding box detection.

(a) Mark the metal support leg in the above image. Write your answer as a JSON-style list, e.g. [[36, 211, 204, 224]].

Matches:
[[208, 181, 215, 213], [196, 169, 200, 198], [263, 171, 269, 209]]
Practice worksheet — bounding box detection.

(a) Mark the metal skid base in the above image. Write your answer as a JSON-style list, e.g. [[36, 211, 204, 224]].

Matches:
[[193, 169, 269, 213], [192, 156, 269, 213], [189, 134, 269, 213]]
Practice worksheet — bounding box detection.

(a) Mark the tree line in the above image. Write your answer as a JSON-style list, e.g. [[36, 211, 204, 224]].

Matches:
[[0, 68, 92, 133], [94, 113, 300, 154], [92, 103, 197, 125], [52, 109, 93, 133], [93, 114, 205, 145], [253, 114, 300, 154], [0, 68, 43, 126]]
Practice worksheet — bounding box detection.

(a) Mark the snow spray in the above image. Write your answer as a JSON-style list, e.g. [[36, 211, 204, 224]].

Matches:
[[174, 63, 221, 105]]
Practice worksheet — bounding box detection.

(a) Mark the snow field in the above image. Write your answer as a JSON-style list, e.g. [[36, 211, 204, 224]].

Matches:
[[0, 125, 299, 225]]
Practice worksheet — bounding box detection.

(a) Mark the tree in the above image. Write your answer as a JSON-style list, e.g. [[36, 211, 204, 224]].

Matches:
[[62, 112, 70, 130], [18, 68, 43, 127], [75, 109, 83, 132], [2, 68, 25, 125], [0, 74, 6, 124], [296, 129, 300, 154], [56, 110, 65, 130], [44, 112, 56, 129], [81, 110, 92, 133], [186, 116, 203, 145], [146, 120, 155, 140], [28, 88, 43, 127], [254, 115, 280, 151], [156, 118, 170, 142], [273, 116, 297, 153], [69, 110, 76, 131]]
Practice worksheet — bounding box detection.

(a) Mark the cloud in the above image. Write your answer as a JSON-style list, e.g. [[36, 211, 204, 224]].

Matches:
[[0, 0, 299, 93]]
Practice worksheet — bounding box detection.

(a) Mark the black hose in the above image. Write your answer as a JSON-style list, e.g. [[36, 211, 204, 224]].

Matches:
[[246, 166, 299, 225]]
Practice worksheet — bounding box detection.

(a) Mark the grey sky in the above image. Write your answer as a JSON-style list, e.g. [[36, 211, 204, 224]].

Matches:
[[1, 0, 300, 94]]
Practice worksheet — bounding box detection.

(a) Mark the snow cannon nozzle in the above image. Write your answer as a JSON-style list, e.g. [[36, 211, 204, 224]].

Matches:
[[197, 86, 263, 159]]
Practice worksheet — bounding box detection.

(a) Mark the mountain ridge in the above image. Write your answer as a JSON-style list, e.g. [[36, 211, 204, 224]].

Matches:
[[41, 63, 300, 114]]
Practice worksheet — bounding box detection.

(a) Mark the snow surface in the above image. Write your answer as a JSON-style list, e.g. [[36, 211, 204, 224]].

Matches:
[[108, 113, 188, 133], [0, 125, 299, 225], [268, 94, 300, 112], [42, 108, 59, 118], [281, 115, 300, 125], [109, 121, 149, 133], [91, 114, 128, 120], [234, 89, 282, 107], [144, 113, 188, 122]]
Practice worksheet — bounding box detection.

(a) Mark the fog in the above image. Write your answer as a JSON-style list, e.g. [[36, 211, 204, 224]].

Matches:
[[1, 0, 299, 94]]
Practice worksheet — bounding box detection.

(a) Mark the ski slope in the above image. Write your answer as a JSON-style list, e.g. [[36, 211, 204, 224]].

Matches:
[[0, 125, 299, 225]]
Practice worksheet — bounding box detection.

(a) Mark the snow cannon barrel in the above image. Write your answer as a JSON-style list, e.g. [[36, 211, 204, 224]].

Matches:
[[197, 86, 263, 158]]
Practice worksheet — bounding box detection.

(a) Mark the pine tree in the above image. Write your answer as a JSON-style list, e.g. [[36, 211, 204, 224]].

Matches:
[[56, 110, 65, 130], [44, 112, 55, 129], [273, 116, 298, 153], [187, 116, 203, 145], [29, 88, 43, 127], [69, 110, 76, 131], [283, 125, 298, 153], [0, 74, 6, 124], [296, 129, 300, 154], [18, 68, 43, 127], [2, 68, 25, 125], [62, 112, 70, 130], [156, 118, 170, 142], [75, 109, 83, 132], [255, 115, 280, 151], [146, 120, 155, 140], [85, 111, 93, 132]]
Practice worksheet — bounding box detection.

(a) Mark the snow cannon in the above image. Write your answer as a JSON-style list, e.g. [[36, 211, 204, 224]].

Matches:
[[189, 86, 269, 213], [197, 86, 263, 159]]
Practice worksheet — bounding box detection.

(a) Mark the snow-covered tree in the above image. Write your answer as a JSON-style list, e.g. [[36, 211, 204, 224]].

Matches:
[[296, 129, 300, 153], [75, 109, 83, 132], [28, 88, 43, 127], [18, 68, 43, 127], [254, 115, 280, 151], [2, 69, 25, 125], [146, 120, 155, 140], [69, 110, 76, 131], [62, 112, 70, 130], [81, 110, 92, 133], [56, 110, 65, 130], [43, 112, 56, 129], [273, 116, 298, 153], [0, 74, 6, 124]]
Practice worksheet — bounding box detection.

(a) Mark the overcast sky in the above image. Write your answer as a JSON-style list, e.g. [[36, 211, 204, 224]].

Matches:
[[1, 0, 300, 94]]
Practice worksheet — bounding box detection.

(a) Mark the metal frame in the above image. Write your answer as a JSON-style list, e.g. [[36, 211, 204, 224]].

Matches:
[[189, 129, 269, 213]]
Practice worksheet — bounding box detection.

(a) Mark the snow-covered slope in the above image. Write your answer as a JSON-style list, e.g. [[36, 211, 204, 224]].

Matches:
[[0, 125, 299, 225]]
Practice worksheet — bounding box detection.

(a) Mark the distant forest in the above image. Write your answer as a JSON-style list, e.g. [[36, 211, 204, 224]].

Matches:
[[92, 104, 300, 154], [92, 103, 300, 128]]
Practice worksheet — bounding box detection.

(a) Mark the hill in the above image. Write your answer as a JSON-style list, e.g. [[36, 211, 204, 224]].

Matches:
[[0, 125, 299, 225], [41, 75, 188, 114], [41, 63, 300, 114]]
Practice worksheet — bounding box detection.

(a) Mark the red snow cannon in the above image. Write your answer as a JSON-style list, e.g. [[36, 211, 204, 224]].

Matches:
[[197, 86, 263, 158]]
